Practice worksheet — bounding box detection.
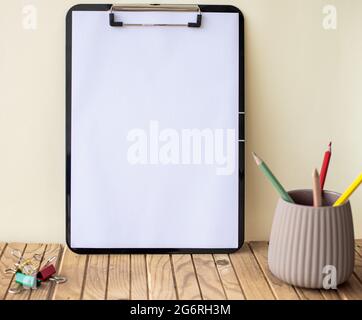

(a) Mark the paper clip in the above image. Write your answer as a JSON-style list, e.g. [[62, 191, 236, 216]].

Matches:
[[4, 263, 35, 276], [9, 250, 42, 277], [4, 268, 17, 274], [11, 249, 23, 260], [15, 259, 36, 270], [8, 283, 24, 295], [49, 276, 67, 284], [43, 256, 57, 267], [10, 261, 37, 276], [11, 249, 42, 263]]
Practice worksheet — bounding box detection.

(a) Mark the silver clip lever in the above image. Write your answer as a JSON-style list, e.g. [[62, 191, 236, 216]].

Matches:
[[109, 4, 202, 28]]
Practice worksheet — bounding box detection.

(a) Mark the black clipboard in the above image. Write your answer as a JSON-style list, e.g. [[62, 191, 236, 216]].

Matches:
[[66, 4, 244, 254]]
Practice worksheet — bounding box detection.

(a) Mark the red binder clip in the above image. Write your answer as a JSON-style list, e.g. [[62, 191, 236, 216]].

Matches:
[[37, 264, 56, 281]]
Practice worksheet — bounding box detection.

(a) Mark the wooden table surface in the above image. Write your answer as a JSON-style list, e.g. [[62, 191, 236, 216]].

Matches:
[[0, 240, 361, 300]]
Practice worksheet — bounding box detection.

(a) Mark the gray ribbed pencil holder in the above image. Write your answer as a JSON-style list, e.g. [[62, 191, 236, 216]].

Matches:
[[268, 189, 355, 289]]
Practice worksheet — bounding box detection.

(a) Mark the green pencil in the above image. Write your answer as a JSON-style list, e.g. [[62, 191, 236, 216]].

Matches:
[[252, 152, 294, 203]]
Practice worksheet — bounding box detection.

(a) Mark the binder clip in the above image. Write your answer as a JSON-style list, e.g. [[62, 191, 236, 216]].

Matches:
[[15, 272, 40, 289], [37, 264, 67, 283], [37, 256, 67, 283], [4, 253, 67, 295], [37, 264, 56, 281], [109, 4, 202, 28], [4, 250, 41, 276]]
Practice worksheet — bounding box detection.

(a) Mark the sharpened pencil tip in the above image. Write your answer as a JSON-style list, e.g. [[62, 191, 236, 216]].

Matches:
[[252, 152, 262, 165], [328, 141, 332, 152]]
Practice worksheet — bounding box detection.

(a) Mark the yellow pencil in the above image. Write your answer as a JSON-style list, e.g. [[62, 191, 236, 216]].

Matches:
[[333, 172, 362, 206]]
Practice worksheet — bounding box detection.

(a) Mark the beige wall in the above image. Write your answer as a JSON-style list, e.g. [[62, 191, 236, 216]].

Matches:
[[0, 0, 361, 243]]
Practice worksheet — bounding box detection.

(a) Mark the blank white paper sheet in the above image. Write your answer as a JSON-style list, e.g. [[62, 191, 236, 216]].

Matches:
[[70, 10, 240, 249]]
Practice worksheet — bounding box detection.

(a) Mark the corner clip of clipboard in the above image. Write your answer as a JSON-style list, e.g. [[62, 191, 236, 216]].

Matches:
[[109, 4, 202, 28]]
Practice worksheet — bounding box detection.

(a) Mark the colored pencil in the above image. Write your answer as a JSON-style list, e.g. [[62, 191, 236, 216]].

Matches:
[[320, 142, 332, 190], [313, 169, 322, 207], [333, 172, 362, 206], [252, 152, 294, 203]]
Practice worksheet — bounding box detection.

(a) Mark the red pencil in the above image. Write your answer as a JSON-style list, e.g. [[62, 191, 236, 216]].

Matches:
[[320, 142, 332, 190]]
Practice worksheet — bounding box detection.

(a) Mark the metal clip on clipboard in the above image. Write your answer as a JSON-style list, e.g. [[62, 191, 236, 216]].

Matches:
[[109, 4, 202, 27]]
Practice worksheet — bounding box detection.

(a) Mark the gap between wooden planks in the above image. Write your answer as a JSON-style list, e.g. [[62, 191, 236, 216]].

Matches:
[[0, 241, 361, 300]]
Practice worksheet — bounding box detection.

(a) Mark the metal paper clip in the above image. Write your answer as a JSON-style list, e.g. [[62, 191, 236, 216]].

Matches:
[[22, 264, 36, 275], [11, 249, 23, 260], [8, 283, 24, 294], [4, 268, 17, 274], [11, 250, 42, 262], [43, 256, 57, 267], [12, 261, 36, 276], [49, 276, 67, 284], [109, 4, 202, 28], [16, 259, 34, 268], [9, 250, 42, 277]]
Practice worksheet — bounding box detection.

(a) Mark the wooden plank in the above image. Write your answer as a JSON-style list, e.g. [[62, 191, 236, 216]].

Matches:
[[6, 243, 47, 300], [130, 255, 148, 300], [320, 289, 341, 300], [192, 254, 226, 300], [229, 244, 275, 300], [295, 287, 325, 300], [249, 242, 299, 300], [355, 245, 362, 283], [335, 244, 362, 300], [171, 254, 201, 300], [82, 255, 108, 300], [107, 255, 130, 300], [0, 243, 6, 258], [213, 254, 244, 300], [0, 243, 26, 300], [0, 241, 360, 301], [356, 239, 362, 249], [51, 247, 87, 300], [338, 274, 362, 300], [30, 244, 63, 300], [146, 255, 177, 300]]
